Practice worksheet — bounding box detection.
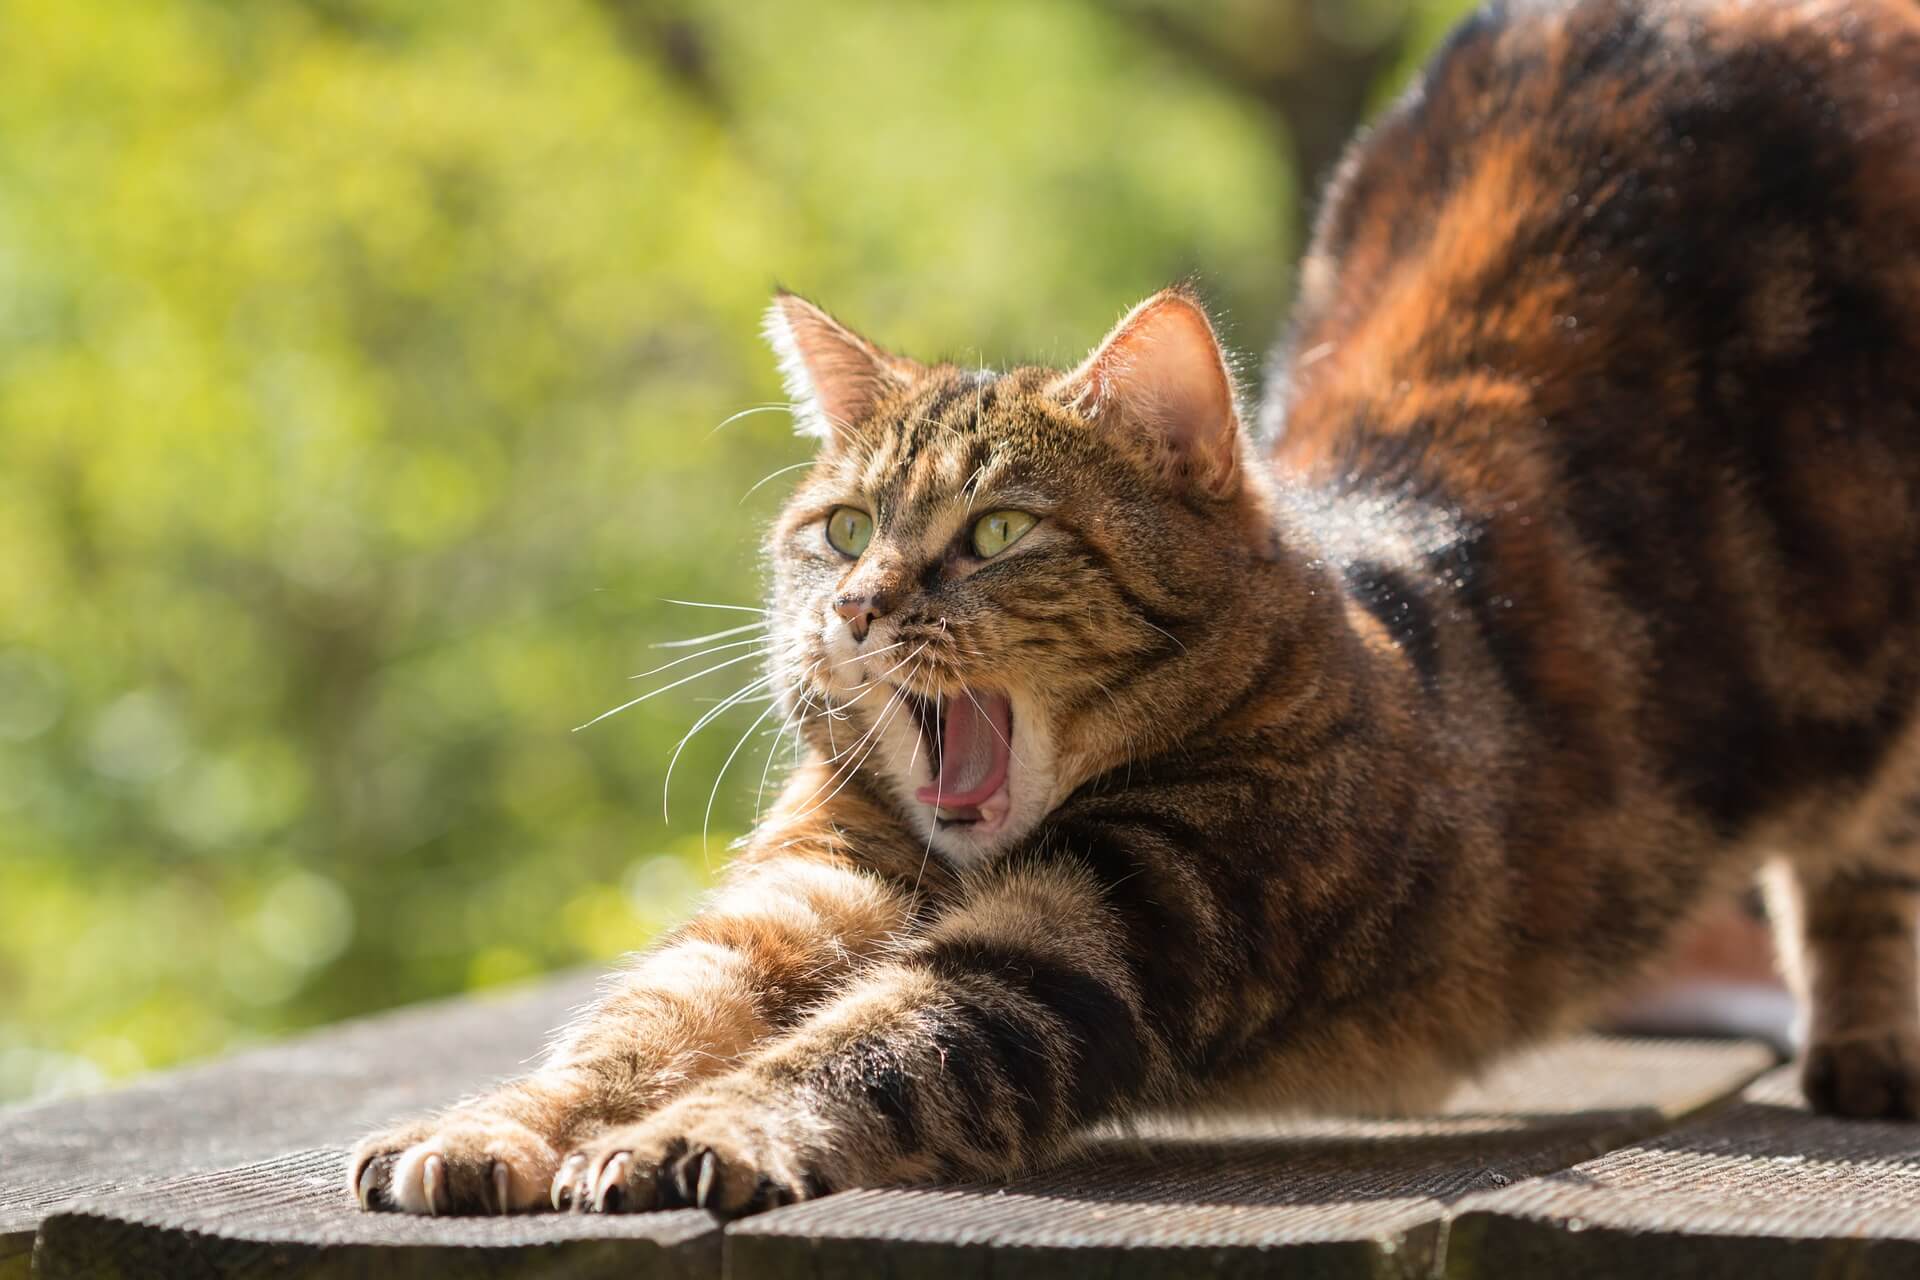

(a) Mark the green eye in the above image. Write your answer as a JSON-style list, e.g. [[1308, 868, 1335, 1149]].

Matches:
[[971, 509, 1036, 558], [825, 506, 872, 557]]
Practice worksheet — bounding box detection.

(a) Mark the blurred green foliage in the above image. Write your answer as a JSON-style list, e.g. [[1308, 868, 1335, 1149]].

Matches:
[[0, 0, 1470, 1102]]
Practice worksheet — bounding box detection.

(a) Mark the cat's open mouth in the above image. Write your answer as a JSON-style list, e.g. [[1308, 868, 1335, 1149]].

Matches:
[[905, 690, 1013, 832]]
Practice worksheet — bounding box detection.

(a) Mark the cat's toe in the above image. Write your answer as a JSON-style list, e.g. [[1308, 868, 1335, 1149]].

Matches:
[[671, 1143, 805, 1216], [565, 1104, 817, 1218], [550, 1149, 660, 1212], [549, 1152, 591, 1210], [349, 1118, 560, 1215], [1803, 1028, 1920, 1120], [556, 1137, 669, 1213]]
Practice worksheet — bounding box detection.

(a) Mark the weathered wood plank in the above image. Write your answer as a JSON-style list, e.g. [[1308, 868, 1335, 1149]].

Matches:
[[728, 1036, 1775, 1280], [34, 1150, 718, 1280], [6, 972, 725, 1276], [0, 975, 598, 1217], [0, 974, 605, 1260], [3, 971, 1781, 1278], [0, 971, 599, 1243], [1444, 1064, 1920, 1279]]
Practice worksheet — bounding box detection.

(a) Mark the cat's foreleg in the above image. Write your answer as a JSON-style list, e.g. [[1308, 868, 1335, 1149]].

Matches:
[[1768, 855, 1920, 1119], [553, 860, 1173, 1216], [349, 839, 918, 1214]]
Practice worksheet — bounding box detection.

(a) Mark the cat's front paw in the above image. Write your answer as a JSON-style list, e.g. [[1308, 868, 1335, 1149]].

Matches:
[[552, 1094, 825, 1219], [1803, 1027, 1920, 1121], [350, 1115, 561, 1215]]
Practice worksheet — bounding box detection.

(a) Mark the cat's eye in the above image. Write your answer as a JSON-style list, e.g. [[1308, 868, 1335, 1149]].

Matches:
[[825, 506, 873, 557], [971, 510, 1036, 558]]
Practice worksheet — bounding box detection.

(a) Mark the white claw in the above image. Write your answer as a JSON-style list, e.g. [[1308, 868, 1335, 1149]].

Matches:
[[694, 1151, 717, 1209], [552, 1154, 587, 1211], [593, 1153, 632, 1212], [493, 1161, 512, 1216], [422, 1153, 447, 1217], [354, 1160, 380, 1210]]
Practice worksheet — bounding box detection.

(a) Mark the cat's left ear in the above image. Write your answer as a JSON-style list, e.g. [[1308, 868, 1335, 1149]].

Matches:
[[764, 292, 923, 443], [1050, 288, 1242, 498]]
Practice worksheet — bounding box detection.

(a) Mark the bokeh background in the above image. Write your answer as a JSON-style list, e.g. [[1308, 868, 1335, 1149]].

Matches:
[[0, 0, 1476, 1103]]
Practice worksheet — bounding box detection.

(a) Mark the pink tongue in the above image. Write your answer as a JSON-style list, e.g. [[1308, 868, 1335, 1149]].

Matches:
[[916, 692, 1011, 807]]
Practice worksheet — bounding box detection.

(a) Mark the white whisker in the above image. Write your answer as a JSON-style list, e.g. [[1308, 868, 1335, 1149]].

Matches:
[[653, 621, 767, 650], [756, 668, 819, 822], [902, 688, 925, 785], [818, 699, 895, 767], [662, 672, 777, 821], [810, 642, 928, 775], [961, 463, 989, 514], [1140, 618, 1188, 653], [838, 641, 927, 702], [704, 692, 785, 857], [628, 637, 769, 682], [739, 460, 817, 504], [962, 684, 1027, 768], [914, 673, 944, 894], [707, 403, 796, 437], [790, 674, 916, 823], [834, 640, 909, 682], [574, 649, 765, 732]]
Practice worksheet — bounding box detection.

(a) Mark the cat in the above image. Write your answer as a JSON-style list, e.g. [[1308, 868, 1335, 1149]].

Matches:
[[351, 0, 1920, 1217]]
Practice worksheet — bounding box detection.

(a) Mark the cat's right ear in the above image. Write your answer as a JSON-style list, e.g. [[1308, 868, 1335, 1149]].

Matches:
[[1049, 287, 1243, 499], [763, 292, 922, 443]]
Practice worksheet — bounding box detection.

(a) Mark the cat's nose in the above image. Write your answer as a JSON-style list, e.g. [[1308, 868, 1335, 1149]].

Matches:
[[834, 590, 896, 644]]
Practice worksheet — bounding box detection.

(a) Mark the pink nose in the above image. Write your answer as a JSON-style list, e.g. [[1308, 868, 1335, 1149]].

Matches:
[[834, 591, 893, 643]]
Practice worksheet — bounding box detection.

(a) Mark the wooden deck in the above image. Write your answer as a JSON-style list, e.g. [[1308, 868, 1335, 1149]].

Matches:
[[4, 973, 1916, 1278]]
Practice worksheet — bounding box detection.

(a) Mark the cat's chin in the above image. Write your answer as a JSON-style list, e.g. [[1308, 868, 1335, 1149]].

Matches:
[[928, 785, 1013, 843], [921, 799, 1021, 865], [931, 794, 1010, 833]]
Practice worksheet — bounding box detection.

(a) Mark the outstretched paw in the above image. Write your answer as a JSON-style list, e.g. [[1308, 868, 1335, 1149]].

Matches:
[[350, 1115, 561, 1215], [552, 1096, 824, 1219], [1803, 1028, 1920, 1121]]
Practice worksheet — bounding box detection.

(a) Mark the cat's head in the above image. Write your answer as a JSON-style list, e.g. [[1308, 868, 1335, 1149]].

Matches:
[[763, 287, 1277, 865]]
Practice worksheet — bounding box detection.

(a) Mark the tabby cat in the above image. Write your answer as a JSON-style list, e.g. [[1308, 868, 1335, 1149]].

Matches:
[[352, 0, 1920, 1217]]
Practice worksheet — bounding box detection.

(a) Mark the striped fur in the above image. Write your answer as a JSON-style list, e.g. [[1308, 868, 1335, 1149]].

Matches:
[[352, 0, 1920, 1217]]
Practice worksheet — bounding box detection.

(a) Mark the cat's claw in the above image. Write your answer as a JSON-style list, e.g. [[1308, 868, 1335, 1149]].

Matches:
[[692, 1149, 719, 1208], [560, 1094, 821, 1218], [422, 1153, 448, 1215], [551, 1153, 589, 1210], [493, 1160, 512, 1216], [348, 1117, 561, 1215], [593, 1152, 633, 1212], [354, 1152, 396, 1211]]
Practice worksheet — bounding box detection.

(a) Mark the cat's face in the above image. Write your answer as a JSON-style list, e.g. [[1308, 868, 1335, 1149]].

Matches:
[[762, 289, 1262, 865]]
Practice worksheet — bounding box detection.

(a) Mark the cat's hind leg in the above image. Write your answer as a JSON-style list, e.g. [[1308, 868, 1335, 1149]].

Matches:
[[1768, 809, 1920, 1119]]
